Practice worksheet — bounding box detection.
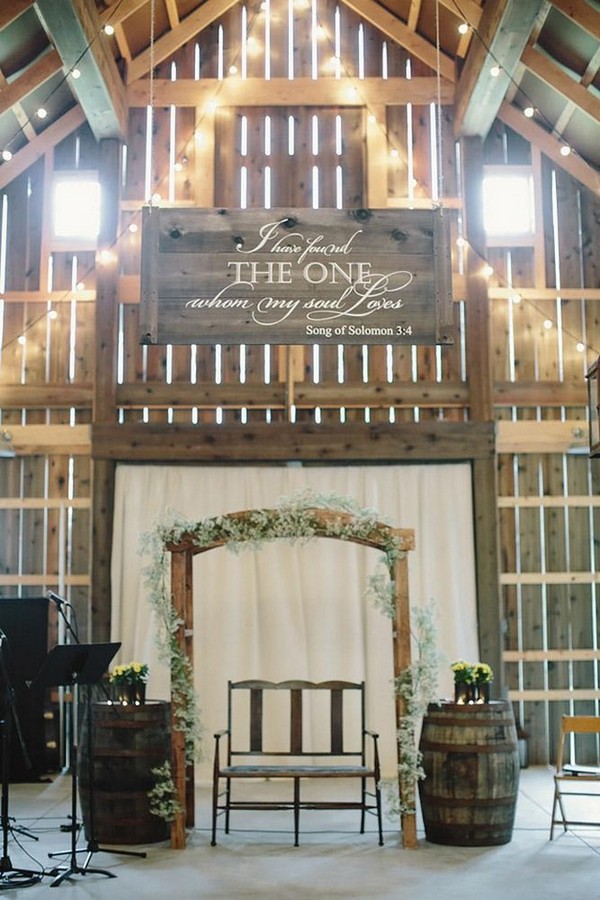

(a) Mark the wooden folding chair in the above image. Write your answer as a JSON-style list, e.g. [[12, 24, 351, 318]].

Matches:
[[550, 715, 600, 839]]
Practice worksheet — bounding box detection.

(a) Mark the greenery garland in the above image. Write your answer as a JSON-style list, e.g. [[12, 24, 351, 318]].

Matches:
[[140, 488, 437, 816]]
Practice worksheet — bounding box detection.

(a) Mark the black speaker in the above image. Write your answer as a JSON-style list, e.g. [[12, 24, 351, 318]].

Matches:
[[0, 597, 50, 782]]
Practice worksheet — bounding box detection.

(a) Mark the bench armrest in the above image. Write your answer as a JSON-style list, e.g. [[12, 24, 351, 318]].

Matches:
[[364, 728, 381, 779]]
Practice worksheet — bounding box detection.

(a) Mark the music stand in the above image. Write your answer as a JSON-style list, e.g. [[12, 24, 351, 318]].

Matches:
[[31, 643, 120, 887]]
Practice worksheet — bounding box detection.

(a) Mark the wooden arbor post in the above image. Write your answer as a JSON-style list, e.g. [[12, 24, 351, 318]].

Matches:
[[166, 509, 415, 849]]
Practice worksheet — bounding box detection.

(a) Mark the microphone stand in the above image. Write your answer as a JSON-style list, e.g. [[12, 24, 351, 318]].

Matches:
[[0, 630, 43, 888], [46, 594, 145, 884]]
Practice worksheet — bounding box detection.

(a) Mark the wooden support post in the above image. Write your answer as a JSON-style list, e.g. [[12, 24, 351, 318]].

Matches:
[[391, 546, 418, 849], [91, 138, 120, 640], [169, 546, 193, 849], [460, 136, 493, 422], [460, 136, 503, 690]]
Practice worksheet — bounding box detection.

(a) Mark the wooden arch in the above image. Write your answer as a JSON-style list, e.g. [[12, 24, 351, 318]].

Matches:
[[165, 508, 416, 849]]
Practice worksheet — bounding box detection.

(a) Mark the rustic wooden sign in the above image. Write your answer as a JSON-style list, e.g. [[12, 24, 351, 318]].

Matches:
[[139, 207, 454, 346]]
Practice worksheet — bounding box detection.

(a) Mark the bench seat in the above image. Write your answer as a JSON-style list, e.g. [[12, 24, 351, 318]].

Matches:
[[211, 680, 383, 847]]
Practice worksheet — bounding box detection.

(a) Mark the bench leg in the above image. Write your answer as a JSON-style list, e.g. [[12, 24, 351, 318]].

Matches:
[[225, 777, 231, 834], [211, 772, 219, 846], [293, 778, 300, 847], [360, 776, 366, 833], [375, 778, 384, 847]]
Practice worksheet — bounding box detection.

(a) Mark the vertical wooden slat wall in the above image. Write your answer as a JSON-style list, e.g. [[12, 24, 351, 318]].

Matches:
[[0, 0, 599, 763]]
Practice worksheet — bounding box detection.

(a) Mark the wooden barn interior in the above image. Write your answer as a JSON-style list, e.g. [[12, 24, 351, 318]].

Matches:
[[0, 0, 600, 884]]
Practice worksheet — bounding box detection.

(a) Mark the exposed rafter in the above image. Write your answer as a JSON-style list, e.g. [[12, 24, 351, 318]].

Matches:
[[499, 100, 599, 195], [521, 44, 600, 124], [0, 105, 86, 190], [549, 0, 600, 40], [34, 0, 127, 140], [454, 0, 547, 138], [126, 0, 240, 83], [0, 49, 61, 117], [341, 0, 455, 82]]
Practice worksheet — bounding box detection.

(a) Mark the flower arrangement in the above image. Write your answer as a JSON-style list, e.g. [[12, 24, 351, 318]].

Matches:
[[473, 662, 493, 685], [450, 660, 474, 684], [109, 661, 149, 685], [450, 659, 493, 703]]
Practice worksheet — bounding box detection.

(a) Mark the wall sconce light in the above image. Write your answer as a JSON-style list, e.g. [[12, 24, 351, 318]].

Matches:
[[586, 358, 600, 457], [0, 429, 15, 458]]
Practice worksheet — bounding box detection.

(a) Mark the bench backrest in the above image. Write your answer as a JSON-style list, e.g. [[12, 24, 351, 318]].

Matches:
[[227, 680, 366, 761]]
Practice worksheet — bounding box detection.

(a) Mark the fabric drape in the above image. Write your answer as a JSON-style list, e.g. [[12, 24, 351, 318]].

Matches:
[[111, 464, 479, 778]]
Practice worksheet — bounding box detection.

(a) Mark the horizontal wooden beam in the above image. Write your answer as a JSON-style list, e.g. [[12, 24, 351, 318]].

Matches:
[[500, 571, 599, 584], [498, 495, 600, 507], [509, 688, 600, 701], [0, 574, 89, 587], [113, 382, 469, 410], [0, 385, 93, 407], [504, 649, 600, 662], [91, 421, 495, 462], [494, 381, 587, 406], [496, 419, 588, 453], [0, 497, 90, 508], [3, 424, 90, 455], [0, 381, 586, 412], [127, 77, 454, 109]]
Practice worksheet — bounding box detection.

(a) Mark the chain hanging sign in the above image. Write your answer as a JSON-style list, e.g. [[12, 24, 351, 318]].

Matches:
[[140, 207, 454, 346]]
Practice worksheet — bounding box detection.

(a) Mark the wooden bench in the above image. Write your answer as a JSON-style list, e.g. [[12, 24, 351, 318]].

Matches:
[[211, 680, 383, 847]]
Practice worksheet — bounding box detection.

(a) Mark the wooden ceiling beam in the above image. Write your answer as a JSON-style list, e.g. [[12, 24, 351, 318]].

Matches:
[[0, 105, 85, 190], [554, 45, 600, 134], [498, 100, 599, 195], [549, 0, 600, 40], [407, 0, 423, 31], [454, 0, 547, 138], [521, 45, 600, 123], [34, 0, 127, 140], [126, 0, 240, 83], [99, 0, 147, 28], [0, 0, 33, 31], [0, 49, 61, 116], [127, 76, 454, 108], [342, 0, 455, 81]]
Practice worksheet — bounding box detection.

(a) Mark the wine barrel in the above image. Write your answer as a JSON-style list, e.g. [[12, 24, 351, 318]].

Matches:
[[418, 700, 520, 846], [78, 700, 170, 845]]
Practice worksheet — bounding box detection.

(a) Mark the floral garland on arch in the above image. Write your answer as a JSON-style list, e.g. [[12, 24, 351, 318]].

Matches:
[[140, 488, 438, 815]]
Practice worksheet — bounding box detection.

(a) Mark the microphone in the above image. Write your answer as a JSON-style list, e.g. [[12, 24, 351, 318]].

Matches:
[[47, 590, 66, 607]]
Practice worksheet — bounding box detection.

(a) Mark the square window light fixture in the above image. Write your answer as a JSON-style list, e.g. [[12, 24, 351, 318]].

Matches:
[[482, 170, 535, 237], [53, 177, 101, 241]]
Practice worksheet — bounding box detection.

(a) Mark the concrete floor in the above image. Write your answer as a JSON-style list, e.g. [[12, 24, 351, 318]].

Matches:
[[0, 767, 597, 899]]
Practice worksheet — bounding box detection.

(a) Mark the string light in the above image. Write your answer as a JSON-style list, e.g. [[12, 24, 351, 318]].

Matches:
[[103, 24, 115, 36], [490, 65, 501, 78], [560, 144, 572, 157], [523, 106, 535, 118], [458, 23, 469, 35]]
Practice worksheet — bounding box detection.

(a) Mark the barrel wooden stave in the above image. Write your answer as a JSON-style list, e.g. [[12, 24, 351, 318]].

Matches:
[[418, 701, 520, 846], [78, 700, 170, 845]]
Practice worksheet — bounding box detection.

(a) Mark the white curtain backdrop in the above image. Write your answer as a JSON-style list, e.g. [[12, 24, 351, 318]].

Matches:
[[111, 464, 479, 778]]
